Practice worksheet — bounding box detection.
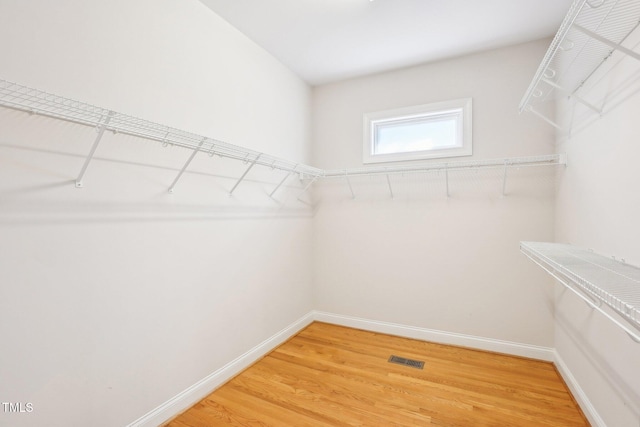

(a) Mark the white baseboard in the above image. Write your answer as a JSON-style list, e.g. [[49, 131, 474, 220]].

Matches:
[[553, 350, 606, 427], [126, 311, 315, 427], [128, 310, 557, 426], [313, 311, 555, 361]]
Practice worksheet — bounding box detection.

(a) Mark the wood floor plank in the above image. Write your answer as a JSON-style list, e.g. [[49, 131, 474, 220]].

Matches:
[[270, 338, 572, 417], [240, 358, 435, 425], [165, 322, 589, 426]]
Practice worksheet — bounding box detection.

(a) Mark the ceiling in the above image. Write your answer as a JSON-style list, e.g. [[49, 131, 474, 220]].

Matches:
[[199, 0, 573, 86]]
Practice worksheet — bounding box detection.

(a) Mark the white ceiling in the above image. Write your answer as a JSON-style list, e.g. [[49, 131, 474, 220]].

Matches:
[[199, 0, 573, 86]]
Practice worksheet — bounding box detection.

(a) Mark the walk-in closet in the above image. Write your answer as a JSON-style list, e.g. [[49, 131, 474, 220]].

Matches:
[[1, 0, 639, 426]]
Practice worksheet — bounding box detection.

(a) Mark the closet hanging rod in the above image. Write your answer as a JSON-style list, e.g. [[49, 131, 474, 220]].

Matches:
[[0, 79, 323, 178], [322, 154, 565, 178]]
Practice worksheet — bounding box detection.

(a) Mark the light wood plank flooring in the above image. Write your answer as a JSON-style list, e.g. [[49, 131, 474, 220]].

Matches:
[[166, 322, 589, 426]]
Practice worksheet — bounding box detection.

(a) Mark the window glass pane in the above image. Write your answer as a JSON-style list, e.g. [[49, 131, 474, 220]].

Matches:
[[374, 116, 458, 155], [363, 98, 471, 164]]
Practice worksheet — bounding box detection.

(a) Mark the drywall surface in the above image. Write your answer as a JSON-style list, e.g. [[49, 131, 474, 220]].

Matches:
[[311, 40, 557, 348], [0, 1, 313, 426], [554, 28, 640, 427]]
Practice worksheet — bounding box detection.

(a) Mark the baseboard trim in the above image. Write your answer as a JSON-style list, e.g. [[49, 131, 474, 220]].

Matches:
[[313, 311, 555, 361], [128, 310, 557, 426], [553, 350, 606, 427], [125, 311, 315, 427]]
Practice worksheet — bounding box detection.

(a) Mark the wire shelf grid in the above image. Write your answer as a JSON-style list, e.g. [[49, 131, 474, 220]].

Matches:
[[520, 0, 640, 126], [0, 79, 323, 178], [1, 78, 566, 196], [521, 241, 640, 341]]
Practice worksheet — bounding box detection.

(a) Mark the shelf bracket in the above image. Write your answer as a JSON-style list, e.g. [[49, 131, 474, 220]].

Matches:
[[168, 137, 206, 193], [75, 111, 114, 188], [229, 153, 262, 195], [345, 171, 355, 199], [269, 165, 297, 198], [526, 106, 565, 131], [445, 164, 450, 198], [573, 24, 640, 63], [161, 131, 171, 147], [386, 174, 394, 199], [502, 161, 509, 196], [296, 175, 319, 201], [541, 78, 603, 114]]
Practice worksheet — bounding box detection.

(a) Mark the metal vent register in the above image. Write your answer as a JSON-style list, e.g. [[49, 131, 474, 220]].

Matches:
[[388, 355, 425, 369]]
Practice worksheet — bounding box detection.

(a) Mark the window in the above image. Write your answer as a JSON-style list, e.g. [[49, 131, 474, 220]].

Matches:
[[363, 98, 472, 164]]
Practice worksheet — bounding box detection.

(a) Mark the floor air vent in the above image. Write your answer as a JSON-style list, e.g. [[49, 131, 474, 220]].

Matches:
[[388, 355, 424, 369]]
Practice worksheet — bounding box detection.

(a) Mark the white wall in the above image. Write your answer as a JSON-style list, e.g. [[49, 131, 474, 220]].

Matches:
[[3, 1, 636, 424], [554, 27, 640, 427], [311, 40, 558, 348], [0, 1, 313, 426]]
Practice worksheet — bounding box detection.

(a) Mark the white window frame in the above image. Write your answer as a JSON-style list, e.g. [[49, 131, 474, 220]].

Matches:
[[363, 98, 472, 164]]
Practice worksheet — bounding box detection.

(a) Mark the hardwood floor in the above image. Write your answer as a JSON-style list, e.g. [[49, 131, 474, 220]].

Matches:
[[165, 322, 589, 426]]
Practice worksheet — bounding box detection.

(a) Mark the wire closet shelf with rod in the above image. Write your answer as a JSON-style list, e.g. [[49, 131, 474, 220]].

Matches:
[[0, 78, 565, 200], [519, 0, 640, 131], [521, 242, 640, 343]]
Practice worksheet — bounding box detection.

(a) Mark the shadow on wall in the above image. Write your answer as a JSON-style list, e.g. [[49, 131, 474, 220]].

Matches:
[[555, 289, 640, 418], [0, 140, 316, 223], [0, 201, 315, 225]]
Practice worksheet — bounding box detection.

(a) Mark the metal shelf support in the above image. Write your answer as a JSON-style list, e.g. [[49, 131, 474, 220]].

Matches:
[[296, 176, 319, 201], [386, 174, 394, 199], [229, 154, 262, 195], [573, 24, 640, 63], [168, 138, 206, 193], [269, 166, 297, 198], [75, 111, 114, 188], [541, 78, 603, 114], [501, 161, 509, 196], [445, 164, 450, 198], [527, 106, 565, 131], [345, 172, 355, 199]]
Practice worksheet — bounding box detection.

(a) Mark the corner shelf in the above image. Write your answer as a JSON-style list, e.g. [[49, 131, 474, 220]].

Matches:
[[521, 241, 640, 342], [520, 0, 640, 130]]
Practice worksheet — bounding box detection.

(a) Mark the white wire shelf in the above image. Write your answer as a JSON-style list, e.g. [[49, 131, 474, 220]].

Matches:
[[520, 0, 640, 129], [319, 154, 564, 200], [0, 79, 323, 180], [323, 154, 565, 178], [521, 241, 640, 343], [0, 78, 565, 199]]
